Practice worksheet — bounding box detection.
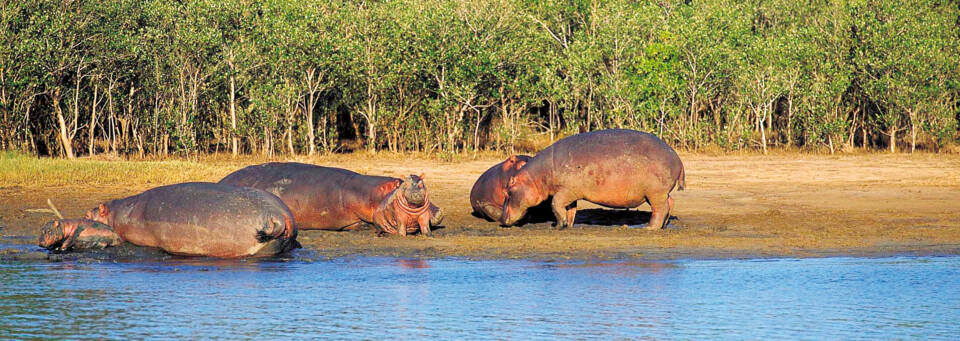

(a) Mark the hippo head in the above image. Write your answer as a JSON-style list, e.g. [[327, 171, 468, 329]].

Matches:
[[502, 155, 520, 172], [38, 220, 80, 251], [84, 203, 110, 225], [500, 166, 547, 226], [400, 173, 427, 207]]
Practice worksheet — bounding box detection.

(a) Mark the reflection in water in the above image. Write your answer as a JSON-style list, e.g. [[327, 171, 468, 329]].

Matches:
[[0, 256, 958, 339], [396, 259, 430, 269]]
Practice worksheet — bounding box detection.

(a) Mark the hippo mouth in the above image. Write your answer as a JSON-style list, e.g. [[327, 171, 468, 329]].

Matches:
[[396, 187, 431, 216]]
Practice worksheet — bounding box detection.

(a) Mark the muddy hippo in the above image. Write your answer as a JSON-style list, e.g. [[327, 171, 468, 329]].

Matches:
[[38, 219, 122, 252], [219, 163, 443, 236], [500, 129, 685, 230], [471, 155, 532, 221], [85, 182, 299, 258]]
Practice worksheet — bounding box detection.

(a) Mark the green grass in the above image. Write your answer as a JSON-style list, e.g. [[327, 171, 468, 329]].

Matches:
[[0, 152, 228, 188]]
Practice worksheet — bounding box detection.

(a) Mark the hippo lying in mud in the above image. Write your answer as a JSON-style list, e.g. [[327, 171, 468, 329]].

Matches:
[[220, 162, 443, 236], [500, 129, 685, 230], [471, 155, 532, 221], [85, 182, 299, 258], [38, 219, 121, 252]]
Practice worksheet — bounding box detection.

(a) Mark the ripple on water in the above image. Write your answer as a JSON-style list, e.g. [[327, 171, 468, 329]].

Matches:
[[0, 256, 958, 339]]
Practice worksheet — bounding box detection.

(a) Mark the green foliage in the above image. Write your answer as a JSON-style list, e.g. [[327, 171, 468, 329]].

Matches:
[[1, 0, 958, 157]]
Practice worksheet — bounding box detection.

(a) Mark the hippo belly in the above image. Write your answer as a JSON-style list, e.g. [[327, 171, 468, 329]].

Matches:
[[565, 155, 673, 209]]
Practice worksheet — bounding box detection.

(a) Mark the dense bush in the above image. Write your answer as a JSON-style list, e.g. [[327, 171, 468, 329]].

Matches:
[[1, 0, 957, 157]]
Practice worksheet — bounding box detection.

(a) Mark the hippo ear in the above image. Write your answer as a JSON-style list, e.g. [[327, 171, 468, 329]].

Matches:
[[98, 203, 108, 217], [419, 173, 426, 181], [508, 155, 517, 163], [53, 220, 60, 228], [515, 160, 527, 170]]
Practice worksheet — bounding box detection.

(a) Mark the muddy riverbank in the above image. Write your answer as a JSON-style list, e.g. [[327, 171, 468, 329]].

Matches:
[[2, 151, 958, 260]]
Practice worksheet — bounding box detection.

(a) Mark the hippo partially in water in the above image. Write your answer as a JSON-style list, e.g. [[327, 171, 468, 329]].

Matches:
[[471, 155, 532, 222], [85, 182, 299, 258], [220, 162, 443, 236], [38, 219, 122, 252], [500, 129, 685, 230]]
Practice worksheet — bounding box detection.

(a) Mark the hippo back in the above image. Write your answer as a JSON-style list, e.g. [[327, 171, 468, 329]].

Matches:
[[111, 182, 296, 258], [220, 162, 398, 230], [536, 129, 683, 191]]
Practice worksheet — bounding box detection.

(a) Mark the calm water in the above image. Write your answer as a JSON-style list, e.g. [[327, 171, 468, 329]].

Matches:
[[1, 254, 957, 340]]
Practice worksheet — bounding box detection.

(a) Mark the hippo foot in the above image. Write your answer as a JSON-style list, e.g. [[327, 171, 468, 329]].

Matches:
[[642, 225, 663, 231]]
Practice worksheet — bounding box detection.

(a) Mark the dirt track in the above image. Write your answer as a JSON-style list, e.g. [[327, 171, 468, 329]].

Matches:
[[2, 152, 959, 260]]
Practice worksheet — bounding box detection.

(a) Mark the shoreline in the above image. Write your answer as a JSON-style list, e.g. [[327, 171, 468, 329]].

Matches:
[[2, 152, 959, 262]]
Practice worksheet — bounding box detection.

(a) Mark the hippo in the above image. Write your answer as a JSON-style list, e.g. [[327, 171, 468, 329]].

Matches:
[[38, 219, 122, 252], [219, 162, 443, 236], [85, 182, 299, 258], [500, 129, 685, 230], [470, 155, 533, 221]]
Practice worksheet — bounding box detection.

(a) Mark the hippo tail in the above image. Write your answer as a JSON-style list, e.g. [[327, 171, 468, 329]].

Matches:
[[676, 163, 686, 191]]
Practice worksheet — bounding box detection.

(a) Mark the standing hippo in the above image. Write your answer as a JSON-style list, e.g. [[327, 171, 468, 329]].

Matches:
[[470, 155, 532, 221], [500, 129, 685, 230], [219, 163, 443, 236], [38, 219, 122, 252], [85, 182, 299, 258]]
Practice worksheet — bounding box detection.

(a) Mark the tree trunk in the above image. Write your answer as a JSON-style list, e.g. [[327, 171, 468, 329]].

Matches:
[[89, 82, 99, 156], [307, 92, 316, 156], [53, 93, 76, 159], [889, 125, 897, 153], [911, 122, 917, 153], [759, 114, 768, 155], [367, 98, 377, 153], [230, 72, 238, 158], [786, 96, 793, 147], [286, 116, 295, 156]]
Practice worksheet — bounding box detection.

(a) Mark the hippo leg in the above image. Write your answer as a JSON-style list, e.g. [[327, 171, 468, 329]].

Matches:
[[565, 201, 578, 227], [417, 212, 433, 237], [646, 193, 671, 230], [667, 196, 675, 224], [551, 190, 578, 229]]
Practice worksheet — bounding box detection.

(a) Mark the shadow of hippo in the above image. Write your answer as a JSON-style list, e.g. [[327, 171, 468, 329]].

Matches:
[[573, 208, 678, 228]]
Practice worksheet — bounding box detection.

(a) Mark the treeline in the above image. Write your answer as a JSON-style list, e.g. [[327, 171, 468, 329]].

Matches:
[[1, 0, 958, 158]]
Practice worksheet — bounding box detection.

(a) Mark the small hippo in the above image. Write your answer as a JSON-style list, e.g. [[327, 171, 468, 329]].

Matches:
[[85, 182, 299, 258], [38, 219, 121, 252], [219, 163, 443, 236], [500, 129, 685, 230], [470, 155, 532, 221]]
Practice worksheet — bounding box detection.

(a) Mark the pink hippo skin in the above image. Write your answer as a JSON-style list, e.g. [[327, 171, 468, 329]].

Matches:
[[500, 129, 685, 230], [85, 182, 299, 258], [38, 219, 122, 252], [470, 155, 532, 222], [219, 163, 443, 236]]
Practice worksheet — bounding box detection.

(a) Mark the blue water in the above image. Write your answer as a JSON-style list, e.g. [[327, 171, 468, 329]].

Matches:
[[1, 255, 958, 339]]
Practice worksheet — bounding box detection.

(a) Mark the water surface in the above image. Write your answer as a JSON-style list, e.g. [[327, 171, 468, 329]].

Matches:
[[1, 255, 957, 339]]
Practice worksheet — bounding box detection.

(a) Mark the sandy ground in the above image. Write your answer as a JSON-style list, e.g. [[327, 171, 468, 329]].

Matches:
[[1, 152, 959, 260]]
